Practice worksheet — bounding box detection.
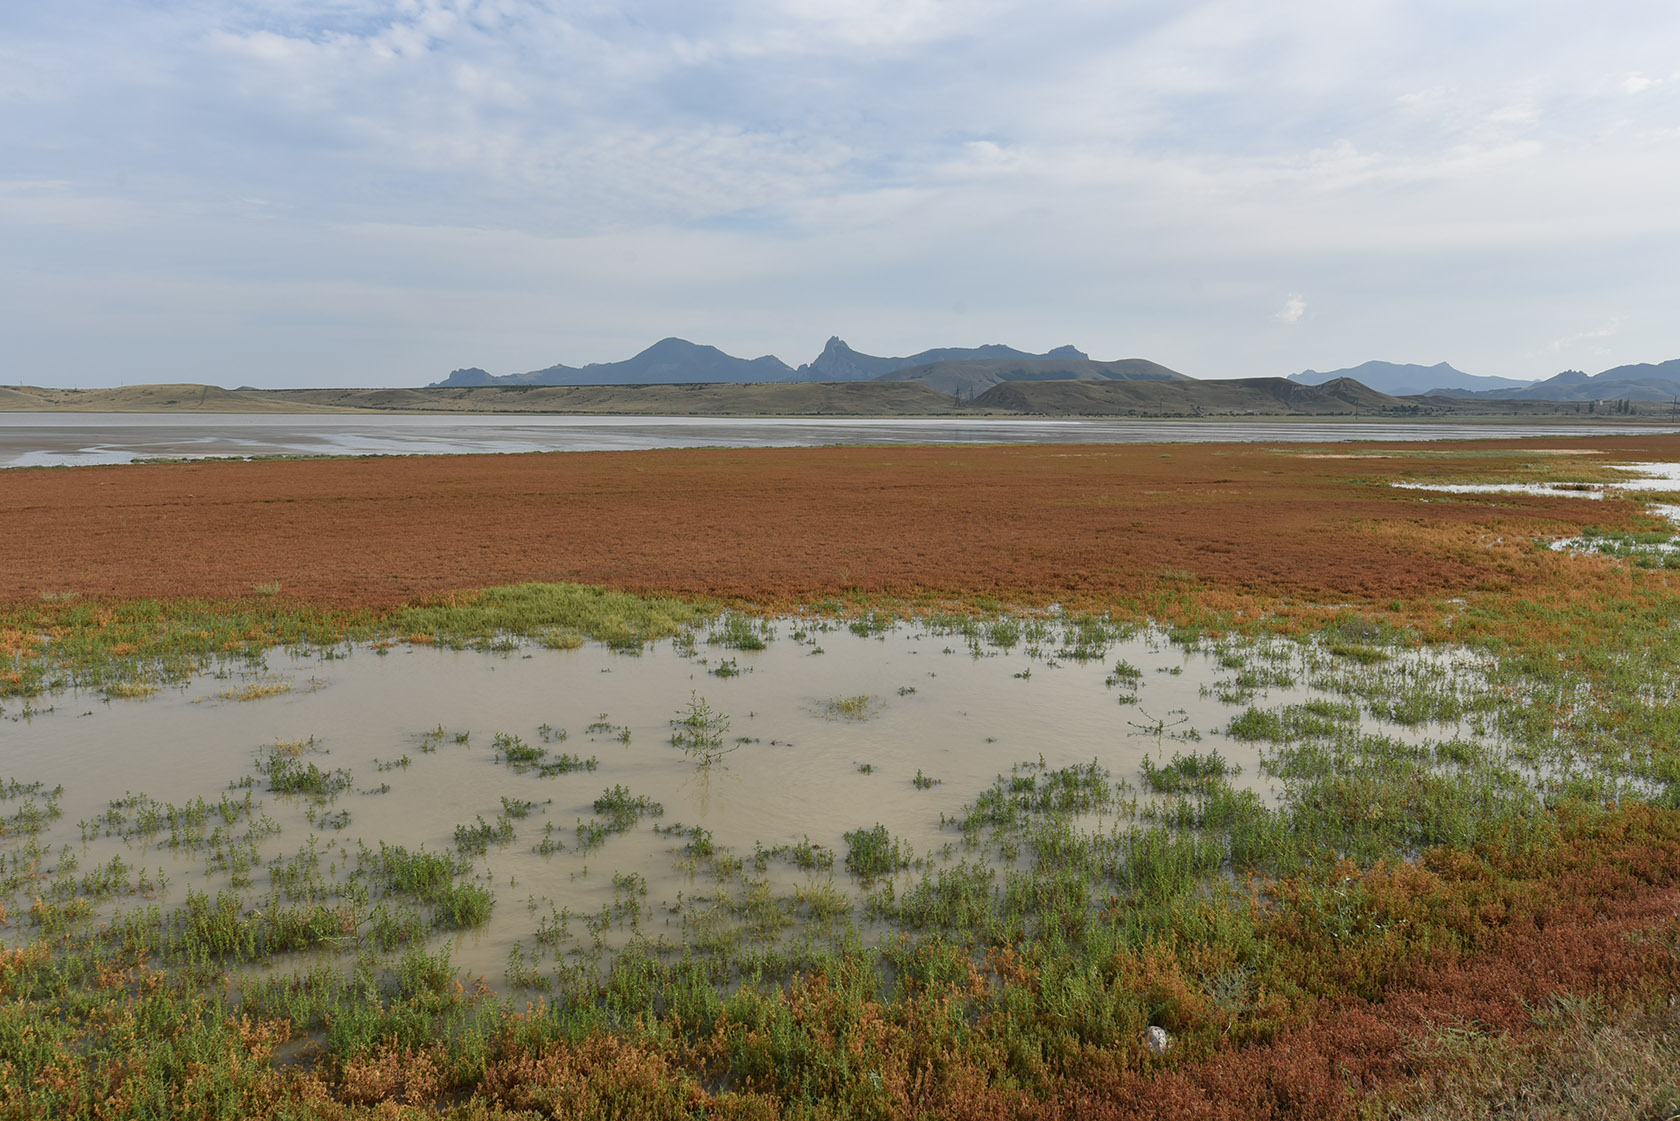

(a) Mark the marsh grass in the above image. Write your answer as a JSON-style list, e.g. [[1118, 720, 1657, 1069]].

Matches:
[[0, 581, 716, 701], [395, 582, 710, 653], [12, 564, 1680, 1116]]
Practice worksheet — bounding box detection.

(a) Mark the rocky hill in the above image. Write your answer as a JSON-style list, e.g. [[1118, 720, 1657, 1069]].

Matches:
[[435, 337, 1097, 388], [796, 338, 1089, 381]]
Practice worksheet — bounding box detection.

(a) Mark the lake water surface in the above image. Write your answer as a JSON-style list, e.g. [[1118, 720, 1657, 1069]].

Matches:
[[6, 412, 1678, 468]]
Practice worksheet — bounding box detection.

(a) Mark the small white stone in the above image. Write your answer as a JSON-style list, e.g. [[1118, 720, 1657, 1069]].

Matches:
[[1145, 1025, 1171, 1055]]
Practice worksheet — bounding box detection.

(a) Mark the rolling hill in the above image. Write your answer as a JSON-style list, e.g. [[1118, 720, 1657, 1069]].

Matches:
[[971, 376, 1407, 416], [879, 357, 1187, 398], [1289, 361, 1535, 396], [1460, 360, 1680, 403]]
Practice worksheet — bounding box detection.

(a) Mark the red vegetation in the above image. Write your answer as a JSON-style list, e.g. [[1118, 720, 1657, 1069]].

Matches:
[[6, 435, 1679, 609]]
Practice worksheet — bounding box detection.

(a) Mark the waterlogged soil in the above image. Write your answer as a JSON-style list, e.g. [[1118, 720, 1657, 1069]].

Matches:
[[8, 437, 1680, 607], [1, 623, 1460, 987]]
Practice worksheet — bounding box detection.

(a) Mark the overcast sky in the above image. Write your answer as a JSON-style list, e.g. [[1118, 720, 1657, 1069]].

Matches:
[[4, 1, 1678, 387]]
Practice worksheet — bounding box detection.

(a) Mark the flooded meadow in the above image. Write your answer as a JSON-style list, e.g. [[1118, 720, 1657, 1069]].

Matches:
[[7, 446, 1680, 1115], [2, 608, 1616, 1010]]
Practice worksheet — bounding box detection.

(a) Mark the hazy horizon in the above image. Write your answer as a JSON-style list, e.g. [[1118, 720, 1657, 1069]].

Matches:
[[4, 3, 1677, 389]]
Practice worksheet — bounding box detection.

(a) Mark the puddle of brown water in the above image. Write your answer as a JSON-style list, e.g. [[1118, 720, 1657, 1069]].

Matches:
[[0, 621, 1473, 985]]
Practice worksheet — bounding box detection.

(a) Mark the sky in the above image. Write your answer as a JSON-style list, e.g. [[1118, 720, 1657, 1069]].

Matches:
[[3, 1, 1678, 388]]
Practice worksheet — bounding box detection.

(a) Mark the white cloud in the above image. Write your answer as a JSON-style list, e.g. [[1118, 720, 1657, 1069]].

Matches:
[[3, 1, 1680, 384], [1545, 319, 1623, 354], [1274, 294, 1306, 325]]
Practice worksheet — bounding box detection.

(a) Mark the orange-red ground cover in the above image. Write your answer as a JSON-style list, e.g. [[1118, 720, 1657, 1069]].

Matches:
[[5, 434, 1678, 609], [9, 433, 1680, 1118]]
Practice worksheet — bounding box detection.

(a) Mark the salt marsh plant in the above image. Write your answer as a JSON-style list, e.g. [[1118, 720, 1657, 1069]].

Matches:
[[575, 785, 665, 852], [670, 691, 733, 766], [843, 824, 912, 880], [492, 732, 546, 770], [591, 785, 663, 829], [261, 756, 351, 800], [432, 881, 494, 929], [709, 613, 773, 650], [1057, 612, 1133, 661], [1138, 749, 1236, 795], [454, 813, 516, 856], [583, 714, 632, 743], [493, 730, 599, 776]]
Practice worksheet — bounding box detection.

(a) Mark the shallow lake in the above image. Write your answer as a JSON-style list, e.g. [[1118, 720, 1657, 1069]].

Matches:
[[3, 618, 1479, 990], [6, 412, 1679, 468]]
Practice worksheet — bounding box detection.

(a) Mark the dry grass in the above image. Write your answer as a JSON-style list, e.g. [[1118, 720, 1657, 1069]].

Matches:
[[217, 680, 293, 702], [822, 694, 878, 720], [1381, 997, 1680, 1120]]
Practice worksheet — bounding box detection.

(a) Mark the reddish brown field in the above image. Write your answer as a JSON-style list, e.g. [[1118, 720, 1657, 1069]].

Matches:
[[6, 434, 1679, 610], [7, 432, 1680, 1118]]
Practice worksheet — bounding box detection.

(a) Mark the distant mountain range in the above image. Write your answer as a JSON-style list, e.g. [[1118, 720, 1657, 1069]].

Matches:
[[1288, 361, 1536, 396], [795, 337, 1090, 381], [436, 337, 796, 387], [432, 337, 1165, 391], [1292, 358, 1680, 403], [433, 339, 1680, 409], [878, 357, 1187, 399], [1448, 359, 1680, 403]]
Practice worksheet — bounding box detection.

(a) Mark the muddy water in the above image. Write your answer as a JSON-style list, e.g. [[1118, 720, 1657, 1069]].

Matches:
[[1, 623, 1457, 983]]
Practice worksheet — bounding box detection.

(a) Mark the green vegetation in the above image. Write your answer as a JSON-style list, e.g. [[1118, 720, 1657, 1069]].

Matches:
[[669, 692, 733, 766], [843, 824, 912, 880], [9, 566, 1680, 1116], [0, 581, 714, 700], [574, 785, 666, 852], [261, 756, 352, 800], [709, 612, 773, 650], [492, 731, 598, 777]]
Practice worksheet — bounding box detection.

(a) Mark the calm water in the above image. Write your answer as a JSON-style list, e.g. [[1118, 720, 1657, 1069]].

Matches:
[[5, 412, 1678, 468], [2, 620, 1465, 984]]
